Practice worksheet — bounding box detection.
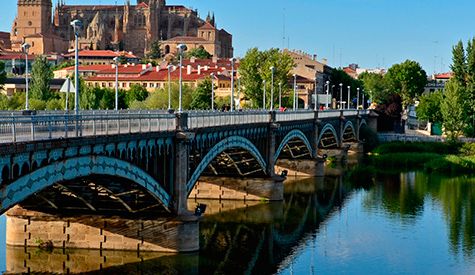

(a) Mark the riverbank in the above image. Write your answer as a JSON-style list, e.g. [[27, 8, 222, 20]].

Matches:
[[367, 141, 475, 173]]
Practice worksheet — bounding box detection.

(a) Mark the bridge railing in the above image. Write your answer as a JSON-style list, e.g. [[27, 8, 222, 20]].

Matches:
[[275, 110, 315, 122], [187, 110, 270, 129], [0, 111, 176, 143]]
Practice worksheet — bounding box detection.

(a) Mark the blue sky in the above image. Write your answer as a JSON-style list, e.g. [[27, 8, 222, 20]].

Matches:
[[1, 0, 474, 73]]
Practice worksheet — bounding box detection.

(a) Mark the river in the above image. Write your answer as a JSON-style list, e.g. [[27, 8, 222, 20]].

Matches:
[[1, 171, 475, 274]]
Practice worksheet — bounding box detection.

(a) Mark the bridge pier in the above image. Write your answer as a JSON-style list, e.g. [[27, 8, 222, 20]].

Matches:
[[274, 159, 325, 178], [189, 176, 284, 201], [5, 206, 199, 253], [174, 113, 194, 216]]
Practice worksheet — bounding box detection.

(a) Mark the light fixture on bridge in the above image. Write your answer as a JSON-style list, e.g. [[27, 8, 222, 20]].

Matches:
[[21, 42, 31, 111], [176, 43, 187, 113], [70, 19, 83, 115], [113, 56, 119, 111]]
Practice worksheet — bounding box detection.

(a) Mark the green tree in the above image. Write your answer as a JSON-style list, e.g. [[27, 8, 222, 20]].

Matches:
[[147, 40, 162, 59], [51, 60, 75, 71], [416, 91, 443, 123], [331, 68, 364, 106], [30, 56, 54, 101], [29, 99, 46, 110], [190, 78, 212, 110], [125, 84, 149, 107], [46, 98, 64, 110], [0, 61, 7, 90], [359, 72, 389, 104], [239, 48, 294, 108], [384, 60, 427, 106], [185, 47, 212, 59], [144, 83, 193, 110], [451, 41, 467, 86], [441, 80, 466, 140]]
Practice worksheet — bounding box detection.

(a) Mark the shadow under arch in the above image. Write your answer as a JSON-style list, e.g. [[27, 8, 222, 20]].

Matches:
[[317, 123, 340, 147], [0, 156, 171, 215], [274, 129, 314, 164], [186, 136, 267, 195]]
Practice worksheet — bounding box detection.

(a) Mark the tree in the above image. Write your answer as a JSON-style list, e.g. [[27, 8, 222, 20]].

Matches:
[[0, 61, 7, 90], [451, 41, 467, 86], [144, 83, 193, 110], [416, 91, 443, 123], [239, 48, 294, 108], [125, 84, 149, 107], [30, 56, 54, 101], [147, 40, 162, 59], [330, 68, 364, 106], [359, 72, 389, 104], [190, 78, 212, 109], [441, 80, 466, 140], [384, 60, 427, 106], [185, 47, 212, 59]]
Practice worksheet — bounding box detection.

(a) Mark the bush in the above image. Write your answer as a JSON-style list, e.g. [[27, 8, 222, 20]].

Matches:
[[371, 152, 441, 169], [46, 98, 64, 110], [372, 142, 459, 155], [425, 155, 475, 173], [29, 99, 47, 110]]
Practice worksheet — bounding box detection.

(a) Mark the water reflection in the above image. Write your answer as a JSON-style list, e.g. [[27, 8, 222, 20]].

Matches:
[[4, 171, 475, 274]]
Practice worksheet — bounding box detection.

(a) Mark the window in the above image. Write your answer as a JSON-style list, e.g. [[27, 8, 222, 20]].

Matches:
[[28, 21, 32, 26]]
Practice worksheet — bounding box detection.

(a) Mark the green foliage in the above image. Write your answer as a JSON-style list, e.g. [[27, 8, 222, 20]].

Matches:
[[359, 72, 388, 104], [384, 60, 427, 106], [125, 84, 149, 107], [46, 98, 64, 110], [214, 95, 231, 110], [146, 40, 162, 59], [372, 142, 459, 155], [371, 152, 441, 170], [190, 78, 212, 110], [451, 41, 467, 86], [239, 48, 295, 108], [142, 83, 193, 110], [359, 126, 379, 152], [424, 155, 475, 174], [185, 47, 212, 59], [30, 56, 54, 101], [0, 61, 7, 89], [416, 91, 443, 123], [51, 60, 75, 71], [29, 99, 46, 110], [441, 80, 466, 140], [0, 93, 25, 110], [331, 68, 363, 106]]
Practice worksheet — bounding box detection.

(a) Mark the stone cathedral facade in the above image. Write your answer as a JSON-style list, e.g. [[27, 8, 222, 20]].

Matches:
[[11, 0, 233, 58]]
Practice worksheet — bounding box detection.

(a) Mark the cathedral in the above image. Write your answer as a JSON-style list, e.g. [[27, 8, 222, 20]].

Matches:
[[10, 0, 233, 58]]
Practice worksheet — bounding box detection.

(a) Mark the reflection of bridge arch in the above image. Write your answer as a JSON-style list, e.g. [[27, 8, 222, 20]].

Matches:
[[317, 124, 339, 148], [274, 129, 314, 164], [272, 196, 312, 246], [186, 136, 267, 194], [0, 156, 171, 215]]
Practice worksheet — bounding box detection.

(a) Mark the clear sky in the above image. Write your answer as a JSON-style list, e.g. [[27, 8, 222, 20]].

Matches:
[[1, 0, 474, 73]]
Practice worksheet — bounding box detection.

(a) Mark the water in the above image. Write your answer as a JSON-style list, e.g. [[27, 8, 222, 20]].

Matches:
[[2, 171, 475, 274]]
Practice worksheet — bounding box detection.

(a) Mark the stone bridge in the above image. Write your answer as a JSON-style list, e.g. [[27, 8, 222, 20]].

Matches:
[[0, 109, 376, 251]]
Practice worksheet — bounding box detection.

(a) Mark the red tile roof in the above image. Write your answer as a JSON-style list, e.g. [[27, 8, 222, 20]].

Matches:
[[435, 72, 453, 79], [165, 36, 208, 42], [64, 50, 137, 58], [60, 64, 113, 72], [199, 22, 216, 30]]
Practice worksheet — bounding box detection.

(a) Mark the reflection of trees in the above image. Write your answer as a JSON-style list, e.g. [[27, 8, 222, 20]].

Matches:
[[362, 171, 475, 257]]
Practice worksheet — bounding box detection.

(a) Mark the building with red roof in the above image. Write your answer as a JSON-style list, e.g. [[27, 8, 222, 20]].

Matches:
[[63, 50, 140, 65]]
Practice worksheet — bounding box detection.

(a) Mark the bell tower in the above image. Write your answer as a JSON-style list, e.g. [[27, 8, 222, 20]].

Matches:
[[12, 0, 52, 41]]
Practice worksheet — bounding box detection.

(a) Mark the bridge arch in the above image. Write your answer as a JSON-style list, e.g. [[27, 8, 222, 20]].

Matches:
[[342, 121, 357, 141], [317, 123, 339, 147], [0, 156, 171, 215], [186, 136, 267, 194], [274, 129, 314, 164]]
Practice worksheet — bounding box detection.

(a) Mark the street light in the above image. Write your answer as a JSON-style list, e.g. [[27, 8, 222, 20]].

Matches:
[[278, 82, 282, 109], [167, 65, 173, 111], [357, 87, 360, 110], [347, 86, 351, 110], [325, 81, 330, 109], [270, 66, 275, 111], [176, 44, 187, 112], [362, 93, 365, 110], [237, 77, 241, 110], [314, 77, 318, 111], [339, 83, 343, 110], [262, 80, 266, 109], [210, 73, 215, 111], [293, 74, 297, 111], [112, 57, 119, 111], [21, 43, 30, 111], [230, 58, 235, 112], [70, 20, 83, 114]]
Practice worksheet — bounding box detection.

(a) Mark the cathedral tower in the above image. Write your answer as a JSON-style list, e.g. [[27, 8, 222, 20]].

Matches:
[[12, 0, 52, 40]]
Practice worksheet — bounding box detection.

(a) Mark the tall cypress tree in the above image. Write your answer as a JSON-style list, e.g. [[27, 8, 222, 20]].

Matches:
[[30, 56, 53, 101], [451, 41, 467, 86]]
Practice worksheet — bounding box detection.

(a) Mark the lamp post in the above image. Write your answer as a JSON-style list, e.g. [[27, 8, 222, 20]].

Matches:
[[21, 43, 30, 111], [262, 80, 266, 109], [325, 81, 330, 109], [270, 66, 275, 111], [230, 58, 235, 112], [70, 19, 82, 115], [293, 74, 297, 111], [176, 44, 187, 112], [278, 82, 282, 109], [357, 87, 360, 110], [237, 77, 241, 110], [347, 86, 351, 110], [362, 93, 365, 110], [167, 65, 173, 111], [210, 73, 215, 111], [314, 77, 318, 111], [112, 57, 119, 111], [339, 83, 343, 110]]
